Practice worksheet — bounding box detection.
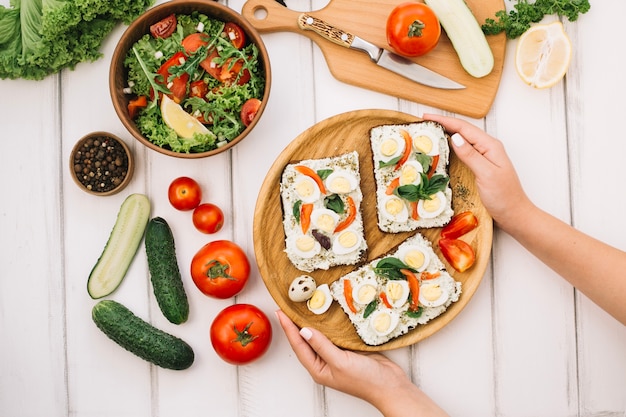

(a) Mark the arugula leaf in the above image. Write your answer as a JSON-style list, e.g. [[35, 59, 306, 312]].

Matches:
[[131, 46, 170, 107], [394, 173, 449, 202]]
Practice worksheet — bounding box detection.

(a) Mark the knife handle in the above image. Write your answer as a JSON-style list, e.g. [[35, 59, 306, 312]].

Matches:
[[297, 14, 355, 48]]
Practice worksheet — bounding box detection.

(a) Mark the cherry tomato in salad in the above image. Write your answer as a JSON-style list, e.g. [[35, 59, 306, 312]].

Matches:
[[220, 58, 251, 85], [190, 240, 250, 298], [181, 32, 211, 54], [438, 238, 476, 273], [189, 80, 209, 99], [224, 22, 246, 49], [150, 14, 177, 39], [386, 2, 441, 57], [192, 203, 224, 234], [155, 52, 189, 103], [240, 98, 261, 127], [127, 95, 147, 119], [210, 304, 272, 365], [168, 176, 202, 211]]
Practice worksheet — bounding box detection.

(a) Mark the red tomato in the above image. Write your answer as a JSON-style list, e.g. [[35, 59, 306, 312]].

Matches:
[[192, 203, 224, 234], [168, 176, 202, 211], [386, 2, 441, 57], [189, 80, 209, 99], [210, 304, 272, 365], [150, 14, 177, 39], [240, 98, 261, 127], [219, 58, 251, 85], [181, 32, 210, 54], [438, 238, 476, 273], [127, 95, 147, 119], [200, 49, 223, 80], [190, 240, 250, 298], [156, 52, 189, 103], [441, 211, 478, 239], [224, 22, 246, 49]]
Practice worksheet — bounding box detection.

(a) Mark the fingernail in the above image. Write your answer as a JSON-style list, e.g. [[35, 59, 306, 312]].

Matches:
[[300, 327, 313, 341], [451, 133, 465, 147]]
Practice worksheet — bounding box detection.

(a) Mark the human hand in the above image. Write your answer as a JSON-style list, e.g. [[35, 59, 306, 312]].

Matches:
[[275, 310, 449, 416], [423, 113, 533, 230]]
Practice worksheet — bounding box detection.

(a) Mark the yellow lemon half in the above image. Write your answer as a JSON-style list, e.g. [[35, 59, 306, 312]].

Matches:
[[160, 95, 211, 139], [515, 21, 572, 89]]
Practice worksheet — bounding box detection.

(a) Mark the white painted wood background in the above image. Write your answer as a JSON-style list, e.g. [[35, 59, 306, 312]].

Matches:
[[1, 0, 625, 416]]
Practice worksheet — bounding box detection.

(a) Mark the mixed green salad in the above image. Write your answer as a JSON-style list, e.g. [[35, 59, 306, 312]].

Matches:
[[124, 12, 265, 153]]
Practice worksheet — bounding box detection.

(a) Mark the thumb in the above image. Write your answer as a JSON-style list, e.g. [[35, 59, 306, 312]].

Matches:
[[300, 327, 344, 364], [449, 132, 498, 178]]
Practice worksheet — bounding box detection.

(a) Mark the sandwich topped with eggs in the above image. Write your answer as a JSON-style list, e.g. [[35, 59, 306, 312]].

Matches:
[[280, 151, 367, 272], [330, 233, 461, 346], [370, 121, 453, 232]]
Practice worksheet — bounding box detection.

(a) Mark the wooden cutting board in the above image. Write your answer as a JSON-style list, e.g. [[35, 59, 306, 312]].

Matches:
[[253, 110, 493, 351], [241, 0, 506, 118]]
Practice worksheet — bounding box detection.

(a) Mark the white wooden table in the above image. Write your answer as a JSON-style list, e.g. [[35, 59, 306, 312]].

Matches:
[[1, 0, 625, 416]]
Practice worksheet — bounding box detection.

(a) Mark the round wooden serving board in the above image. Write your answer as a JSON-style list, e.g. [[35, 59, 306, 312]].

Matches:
[[253, 110, 493, 351]]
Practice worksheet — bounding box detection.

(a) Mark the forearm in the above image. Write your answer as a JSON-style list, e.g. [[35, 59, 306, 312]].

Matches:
[[368, 380, 449, 417], [499, 200, 626, 325]]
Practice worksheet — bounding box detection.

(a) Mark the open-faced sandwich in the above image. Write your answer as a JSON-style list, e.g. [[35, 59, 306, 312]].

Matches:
[[330, 233, 461, 346], [370, 121, 453, 233], [280, 151, 367, 272]]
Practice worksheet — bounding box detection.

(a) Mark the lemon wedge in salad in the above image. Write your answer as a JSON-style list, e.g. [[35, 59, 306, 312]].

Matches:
[[515, 21, 572, 89], [160, 94, 211, 139]]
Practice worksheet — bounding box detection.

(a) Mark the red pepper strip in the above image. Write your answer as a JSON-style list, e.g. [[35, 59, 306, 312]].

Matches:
[[409, 201, 419, 220], [441, 211, 478, 239], [380, 292, 392, 309], [128, 95, 148, 119], [421, 271, 441, 280], [401, 269, 420, 312], [300, 203, 313, 234], [344, 279, 357, 314], [334, 196, 357, 233], [427, 154, 440, 178], [385, 177, 400, 195], [295, 165, 327, 194], [394, 129, 413, 171]]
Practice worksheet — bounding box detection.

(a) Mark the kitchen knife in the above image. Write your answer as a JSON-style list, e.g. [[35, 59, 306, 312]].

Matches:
[[297, 13, 465, 90]]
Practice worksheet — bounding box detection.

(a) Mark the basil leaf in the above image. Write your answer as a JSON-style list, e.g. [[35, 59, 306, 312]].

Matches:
[[405, 307, 423, 319], [324, 194, 345, 214], [363, 299, 378, 319], [373, 257, 413, 280], [379, 156, 400, 168], [317, 169, 333, 180], [293, 200, 302, 223], [394, 174, 449, 202], [414, 153, 432, 173]]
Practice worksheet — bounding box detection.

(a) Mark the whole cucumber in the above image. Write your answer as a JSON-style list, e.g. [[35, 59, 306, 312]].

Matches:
[[145, 217, 189, 324], [92, 300, 194, 370]]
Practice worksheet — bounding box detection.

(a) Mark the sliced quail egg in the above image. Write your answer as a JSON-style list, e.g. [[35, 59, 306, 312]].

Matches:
[[288, 275, 317, 302], [332, 228, 362, 255], [294, 175, 321, 203], [289, 234, 321, 259], [395, 244, 431, 272], [399, 160, 424, 186], [412, 129, 440, 157], [325, 170, 358, 194], [417, 191, 447, 219], [311, 208, 340, 234], [352, 279, 378, 305], [380, 195, 409, 223], [418, 282, 449, 308], [369, 309, 400, 337], [307, 283, 333, 314], [378, 135, 405, 163], [384, 280, 410, 308]]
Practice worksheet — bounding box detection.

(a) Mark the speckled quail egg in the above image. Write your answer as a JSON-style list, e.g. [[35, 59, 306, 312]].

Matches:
[[395, 244, 431, 272], [288, 234, 321, 259], [369, 309, 400, 337], [412, 128, 440, 156], [332, 228, 363, 255], [378, 135, 405, 163], [288, 275, 317, 302], [310, 208, 340, 234], [352, 279, 378, 305], [380, 195, 409, 223], [417, 191, 447, 219], [418, 281, 449, 308], [384, 280, 410, 308], [399, 160, 424, 186], [307, 283, 333, 314], [293, 175, 321, 203], [325, 170, 358, 194]]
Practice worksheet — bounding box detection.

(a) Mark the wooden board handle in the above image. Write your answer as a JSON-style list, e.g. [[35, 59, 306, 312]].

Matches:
[[241, 0, 301, 33]]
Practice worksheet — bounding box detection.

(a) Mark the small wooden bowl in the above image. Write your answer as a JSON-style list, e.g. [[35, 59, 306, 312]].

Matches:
[[109, 0, 271, 159], [69, 132, 134, 196]]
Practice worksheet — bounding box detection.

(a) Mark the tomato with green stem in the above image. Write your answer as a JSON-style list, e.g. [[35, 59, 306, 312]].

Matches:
[[386, 2, 441, 57], [191, 240, 250, 299]]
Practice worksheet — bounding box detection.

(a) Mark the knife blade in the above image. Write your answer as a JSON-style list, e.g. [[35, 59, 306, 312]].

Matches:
[[297, 13, 465, 90]]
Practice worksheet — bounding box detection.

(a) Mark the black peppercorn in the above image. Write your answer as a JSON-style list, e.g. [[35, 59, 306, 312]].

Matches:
[[72, 135, 130, 193]]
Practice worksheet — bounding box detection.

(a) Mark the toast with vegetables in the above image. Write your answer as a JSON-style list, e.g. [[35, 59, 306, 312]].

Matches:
[[370, 121, 453, 233], [330, 233, 461, 346], [280, 151, 367, 272]]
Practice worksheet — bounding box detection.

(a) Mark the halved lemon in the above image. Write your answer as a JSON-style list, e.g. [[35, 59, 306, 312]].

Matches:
[[515, 21, 572, 89], [160, 94, 211, 139]]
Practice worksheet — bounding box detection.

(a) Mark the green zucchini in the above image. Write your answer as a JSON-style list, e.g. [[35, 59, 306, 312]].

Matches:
[[92, 300, 194, 370], [145, 217, 189, 324], [88, 193, 151, 299], [424, 0, 494, 78]]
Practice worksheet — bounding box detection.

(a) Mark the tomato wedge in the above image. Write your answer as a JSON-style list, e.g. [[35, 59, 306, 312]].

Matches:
[[189, 79, 208, 99], [409, 200, 419, 220], [385, 177, 400, 195], [401, 269, 420, 312], [394, 129, 413, 170], [241, 98, 261, 127], [182, 32, 210, 54], [155, 51, 188, 103], [441, 211, 478, 239], [295, 165, 327, 194], [343, 279, 357, 314], [127, 95, 147, 119], [438, 238, 476, 273], [300, 203, 313, 234], [380, 292, 393, 309], [334, 196, 357, 233], [224, 22, 246, 49], [427, 154, 439, 178]]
